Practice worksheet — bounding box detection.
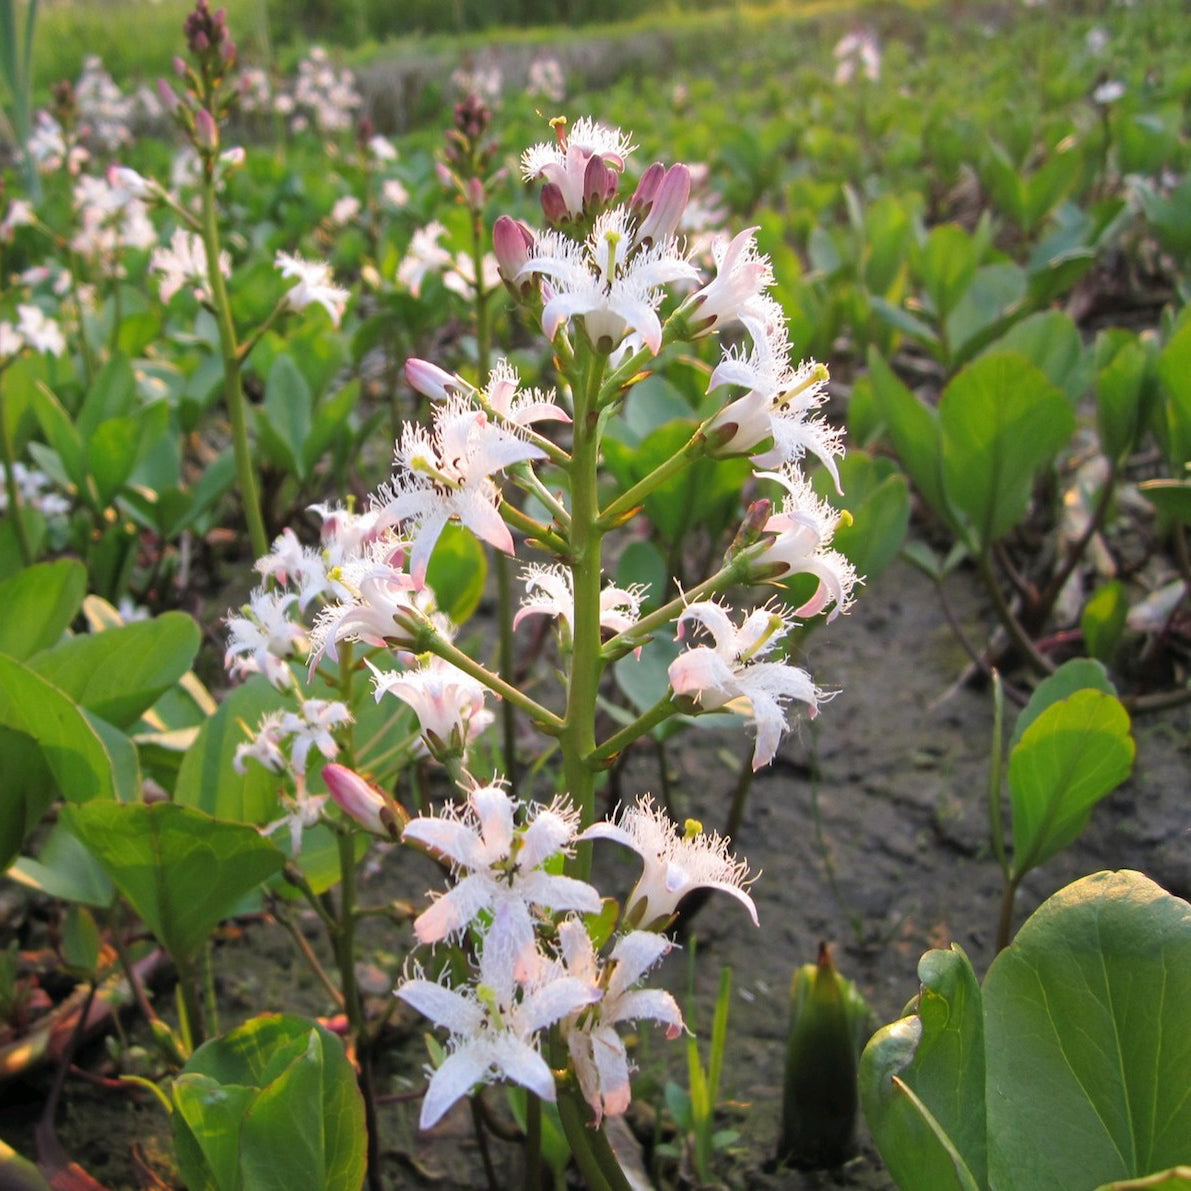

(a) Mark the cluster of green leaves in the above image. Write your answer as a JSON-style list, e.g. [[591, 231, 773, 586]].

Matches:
[[861, 871, 1191, 1190]]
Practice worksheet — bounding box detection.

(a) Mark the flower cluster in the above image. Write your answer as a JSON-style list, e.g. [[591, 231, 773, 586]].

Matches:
[[388, 784, 754, 1129]]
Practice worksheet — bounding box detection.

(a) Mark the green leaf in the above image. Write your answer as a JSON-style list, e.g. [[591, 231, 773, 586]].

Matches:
[[0, 1140, 51, 1191], [860, 946, 985, 1189], [1008, 689, 1134, 876], [61, 801, 285, 963], [424, 523, 487, 625], [174, 677, 289, 823], [1139, 480, 1191, 528], [0, 559, 86, 660], [993, 311, 1090, 405], [303, 380, 360, 474], [940, 351, 1074, 550], [985, 872, 1191, 1188], [174, 1015, 365, 1191], [29, 612, 201, 729], [867, 349, 949, 525], [0, 654, 117, 870], [815, 451, 909, 582], [76, 353, 136, 438], [259, 353, 313, 481], [945, 263, 1028, 366], [8, 822, 113, 907], [616, 540, 668, 613], [173, 1074, 257, 1191], [918, 224, 979, 321], [88, 402, 171, 507], [1082, 583, 1129, 667], [32, 381, 88, 498], [1095, 1171, 1191, 1191], [1096, 332, 1150, 462], [1158, 320, 1191, 469], [1009, 657, 1118, 749]]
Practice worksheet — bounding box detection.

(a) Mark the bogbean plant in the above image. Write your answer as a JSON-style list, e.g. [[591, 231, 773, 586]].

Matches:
[[215, 108, 858, 1187]]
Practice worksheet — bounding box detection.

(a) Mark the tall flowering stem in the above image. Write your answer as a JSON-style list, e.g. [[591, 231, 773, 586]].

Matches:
[[0, 365, 32, 566]]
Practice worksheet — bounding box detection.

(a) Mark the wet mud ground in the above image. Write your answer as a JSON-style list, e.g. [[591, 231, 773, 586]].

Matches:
[[2, 556, 1188, 1188]]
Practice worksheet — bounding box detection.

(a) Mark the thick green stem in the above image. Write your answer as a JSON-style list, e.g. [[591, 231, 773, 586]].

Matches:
[[561, 348, 607, 870], [199, 160, 269, 559], [996, 873, 1020, 953], [495, 551, 520, 797], [525, 1092, 542, 1191], [556, 1090, 633, 1191], [176, 955, 206, 1047], [0, 369, 32, 566], [597, 428, 705, 530]]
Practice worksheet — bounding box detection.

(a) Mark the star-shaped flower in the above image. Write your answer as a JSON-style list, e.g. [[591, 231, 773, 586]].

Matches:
[[375, 396, 544, 587], [580, 795, 758, 928], [666, 600, 824, 769], [518, 205, 698, 355], [396, 903, 599, 1129], [404, 781, 601, 979], [275, 251, 350, 326]]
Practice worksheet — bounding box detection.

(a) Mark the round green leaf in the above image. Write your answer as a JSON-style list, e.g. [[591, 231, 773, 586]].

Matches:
[[1008, 688, 1134, 876], [0, 559, 86, 661], [425, 523, 487, 625], [61, 801, 285, 964], [986, 872, 1191, 1188]]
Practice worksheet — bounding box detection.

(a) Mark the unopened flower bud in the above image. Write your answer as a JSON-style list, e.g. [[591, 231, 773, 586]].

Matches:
[[405, 358, 457, 401], [583, 153, 617, 210], [157, 78, 182, 111], [637, 163, 690, 245], [107, 165, 156, 200], [726, 498, 772, 560], [493, 214, 534, 286], [173, 55, 188, 77], [540, 181, 568, 225], [435, 161, 455, 191], [323, 764, 404, 840], [466, 176, 485, 210], [629, 162, 665, 215], [194, 107, 218, 152]]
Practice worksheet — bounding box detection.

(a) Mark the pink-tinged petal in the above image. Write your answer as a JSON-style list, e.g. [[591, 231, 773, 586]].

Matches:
[[518, 871, 603, 916], [576, 821, 638, 852], [591, 1026, 633, 1117], [457, 490, 516, 556], [567, 1030, 603, 1121], [396, 978, 481, 1036], [419, 1043, 492, 1129], [413, 874, 492, 943], [409, 509, 449, 589], [403, 817, 486, 869], [668, 647, 737, 707], [637, 164, 690, 244], [607, 931, 671, 996], [519, 808, 574, 868]]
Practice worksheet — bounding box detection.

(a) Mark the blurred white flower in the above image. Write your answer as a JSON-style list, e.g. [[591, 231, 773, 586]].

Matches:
[[833, 29, 881, 84], [152, 228, 228, 304], [275, 251, 350, 326], [397, 222, 452, 297]]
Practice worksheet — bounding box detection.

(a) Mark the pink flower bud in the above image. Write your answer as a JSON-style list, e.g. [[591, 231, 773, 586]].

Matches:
[[435, 161, 455, 190], [466, 177, 485, 210], [540, 181, 568, 224], [492, 214, 533, 284], [173, 56, 188, 77], [636, 163, 690, 245], [629, 162, 664, 215], [107, 165, 155, 200], [157, 79, 182, 111], [323, 764, 401, 839], [194, 107, 218, 152], [405, 357, 457, 401], [583, 153, 615, 210]]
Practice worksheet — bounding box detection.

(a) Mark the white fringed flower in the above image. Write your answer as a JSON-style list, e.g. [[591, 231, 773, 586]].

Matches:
[[368, 654, 493, 758], [557, 921, 684, 1123], [275, 252, 350, 326], [520, 118, 635, 219], [512, 563, 647, 646], [755, 468, 858, 623], [396, 902, 599, 1130], [224, 589, 307, 689], [404, 781, 601, 978], [581, 795, 758, 928], [518, 205, 698, 354], [688, 226, 775, 338], [152, 228, 228, 305], [375, 396, 544, 587], [667, 600, 823, 769]]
